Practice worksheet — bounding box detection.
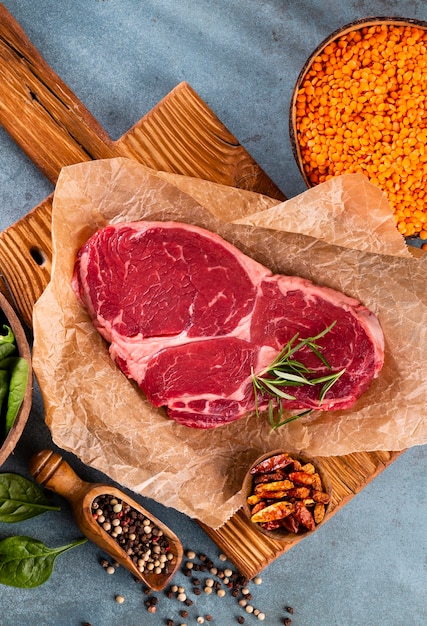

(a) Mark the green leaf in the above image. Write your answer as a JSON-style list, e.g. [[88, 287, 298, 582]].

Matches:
[[270, 409, 313, 430], [0, 326, 16, 345], [0, 370, 10, 417], [272, 370, 313, 384], [0, 536, 87, 587], [252, 321, 346, 429], [0, 473, 60, 523], [259, 380, 297, 400], [0, 343, 16, 362], [5, 358, 29, 434]]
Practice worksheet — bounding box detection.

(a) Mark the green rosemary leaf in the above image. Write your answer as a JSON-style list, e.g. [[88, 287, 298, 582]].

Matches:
[[304, 343, 331, 368], [310, 369, 346, 385], [286, 359, 311, 373], [251, 320, 345, 429], [271, 409, 313, 430], [259, 380, 297, 400], [268, 400, 276, 428], [272, 370, 313, 384], [319, 368, 346, 403]]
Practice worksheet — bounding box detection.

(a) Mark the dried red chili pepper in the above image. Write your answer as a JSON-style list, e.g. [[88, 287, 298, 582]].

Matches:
[[250, 453, 293, 475]]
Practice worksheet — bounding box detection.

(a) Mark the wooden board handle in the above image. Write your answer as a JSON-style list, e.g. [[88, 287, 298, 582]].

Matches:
[[0, 3, 286, 196], [0, 4, 285, 326], [0, 4, 117, 183]]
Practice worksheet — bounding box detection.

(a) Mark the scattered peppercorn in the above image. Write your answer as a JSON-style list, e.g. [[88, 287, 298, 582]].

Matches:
[[282, 618, 292, 626], [237, 617, 245, 624], [285, 606, 294, 614]]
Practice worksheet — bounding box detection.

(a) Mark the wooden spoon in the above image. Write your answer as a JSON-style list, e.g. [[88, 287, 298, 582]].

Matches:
[[29, 449, 183, 591]]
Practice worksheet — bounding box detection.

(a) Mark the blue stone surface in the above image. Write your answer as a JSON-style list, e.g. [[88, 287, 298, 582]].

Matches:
[[0, 2, 426, 624]]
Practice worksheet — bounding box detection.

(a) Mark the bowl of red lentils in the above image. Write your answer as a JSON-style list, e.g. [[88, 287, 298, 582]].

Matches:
[[290, 17, 427, 245], [242, 450, 332, 541]]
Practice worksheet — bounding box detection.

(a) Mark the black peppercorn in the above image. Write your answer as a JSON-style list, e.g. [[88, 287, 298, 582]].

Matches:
[[286, 606, 294, 614], [237, 617, 245, 624]]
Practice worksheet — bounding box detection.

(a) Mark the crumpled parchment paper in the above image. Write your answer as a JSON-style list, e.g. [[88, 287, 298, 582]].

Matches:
[[32, 157, 427, 528]]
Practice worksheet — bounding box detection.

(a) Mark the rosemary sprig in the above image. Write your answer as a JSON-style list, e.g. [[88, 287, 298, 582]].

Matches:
[[251, 321, 346, 430]]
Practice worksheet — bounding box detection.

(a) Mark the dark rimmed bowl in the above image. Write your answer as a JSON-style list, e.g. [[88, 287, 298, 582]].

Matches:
[[289, 17, 427, 190], [242, 449, 332, 541], [0, 292, 32, 466]]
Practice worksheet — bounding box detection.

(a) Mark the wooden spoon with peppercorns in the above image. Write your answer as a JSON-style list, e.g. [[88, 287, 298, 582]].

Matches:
[[29, 449, 183, 591]]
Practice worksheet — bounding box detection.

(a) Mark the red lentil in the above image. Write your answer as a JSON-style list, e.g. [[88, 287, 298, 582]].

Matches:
[[294, 22, 427, 237]]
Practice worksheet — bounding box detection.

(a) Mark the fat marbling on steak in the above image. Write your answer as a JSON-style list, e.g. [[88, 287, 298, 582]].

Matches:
[[72, 221, 384, 428]]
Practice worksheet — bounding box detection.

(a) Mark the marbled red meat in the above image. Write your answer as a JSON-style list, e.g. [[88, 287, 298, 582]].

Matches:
[[72, 221, 384, 428]]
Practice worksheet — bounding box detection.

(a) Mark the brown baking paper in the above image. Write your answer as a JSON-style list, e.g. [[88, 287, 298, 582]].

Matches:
[[32, 157, 427, 528]]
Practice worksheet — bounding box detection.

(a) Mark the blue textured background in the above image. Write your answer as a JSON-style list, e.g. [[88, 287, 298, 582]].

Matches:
[[0, 2, 426, 625]]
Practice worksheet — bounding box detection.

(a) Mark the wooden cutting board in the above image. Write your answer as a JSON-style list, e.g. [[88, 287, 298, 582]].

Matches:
[[0, 4, 401, 579]]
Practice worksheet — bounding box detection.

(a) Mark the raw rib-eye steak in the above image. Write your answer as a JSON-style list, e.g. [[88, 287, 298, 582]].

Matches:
[[72, 221, 384, 428]]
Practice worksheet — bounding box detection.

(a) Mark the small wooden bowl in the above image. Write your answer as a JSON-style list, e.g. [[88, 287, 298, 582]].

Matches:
[[242, 449, 332, 541], [29, 449, 183, 591], [289, 17, 427, 187], [0, 292, 32, 466]]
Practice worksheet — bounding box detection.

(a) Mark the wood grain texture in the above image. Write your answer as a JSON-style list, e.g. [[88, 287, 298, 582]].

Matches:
[[201, 450, 402, 579], [0, 2, 404, 578]]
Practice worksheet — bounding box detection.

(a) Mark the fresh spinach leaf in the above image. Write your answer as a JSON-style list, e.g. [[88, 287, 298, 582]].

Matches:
[[4, 358, 29, 434], [0, 343, 16, 362], [0, 473, 60, 523], [0, 536, 87, 587], [0, 326, 15, 345], [0, 370, 9, 417]]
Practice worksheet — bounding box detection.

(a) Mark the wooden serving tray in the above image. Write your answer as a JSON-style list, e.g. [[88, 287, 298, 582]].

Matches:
[[0, 4, 401, 579]]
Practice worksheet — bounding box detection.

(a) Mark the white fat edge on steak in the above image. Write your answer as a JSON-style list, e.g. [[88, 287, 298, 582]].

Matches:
[[106, 308, 277, 387]]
